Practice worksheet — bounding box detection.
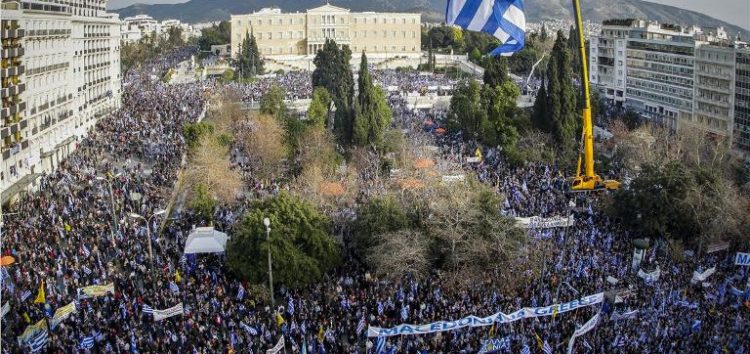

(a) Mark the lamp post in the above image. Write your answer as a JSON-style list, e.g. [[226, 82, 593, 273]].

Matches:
[[264, 217, 274, 307], [95, 172, 121, 245], [128, 210, 167, 265]]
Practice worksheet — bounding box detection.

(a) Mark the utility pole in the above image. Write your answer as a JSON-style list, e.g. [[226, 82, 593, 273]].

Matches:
[[264, 217, 275, 306]]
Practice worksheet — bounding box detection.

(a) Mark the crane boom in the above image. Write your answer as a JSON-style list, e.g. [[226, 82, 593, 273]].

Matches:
[[570, 0, 620, 191]]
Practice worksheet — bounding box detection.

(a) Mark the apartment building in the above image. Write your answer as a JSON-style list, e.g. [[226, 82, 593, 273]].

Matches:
[[0, 0, 122, 203], [735, 44, 750, 153], [690, 44, 735, 137], [230, 4, 421, 57], [589, 19, 633, 105]]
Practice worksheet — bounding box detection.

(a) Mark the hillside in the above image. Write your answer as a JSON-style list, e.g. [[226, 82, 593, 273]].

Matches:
[[114, 0, 749, 39]]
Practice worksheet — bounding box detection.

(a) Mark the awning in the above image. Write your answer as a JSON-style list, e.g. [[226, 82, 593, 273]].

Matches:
[[183, 227, 229, 254], [1, 172, 41, 204]]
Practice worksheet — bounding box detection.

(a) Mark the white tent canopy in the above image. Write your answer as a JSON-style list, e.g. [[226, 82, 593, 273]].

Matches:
[[183, 227, 229, 254]]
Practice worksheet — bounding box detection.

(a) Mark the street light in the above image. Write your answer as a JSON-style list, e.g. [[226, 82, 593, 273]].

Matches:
[[264, 217, 274, 306], [95, 172, 122, 245], [129, 209, 167, 265]]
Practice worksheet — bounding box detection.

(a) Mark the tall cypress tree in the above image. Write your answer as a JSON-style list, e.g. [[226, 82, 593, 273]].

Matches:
[[547, 31, 578, 152], [354, 52, 392, 147], [313, 39, 354, 144], [238, 31, 263, 79]]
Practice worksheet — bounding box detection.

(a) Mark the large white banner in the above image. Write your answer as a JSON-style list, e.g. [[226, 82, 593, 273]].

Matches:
[[77, 283, 115, 300], [515, 215, 574, 229], [50, 301, 77, 328], [637, 266, 661, 283], [367, 293, 604, 337], [153, 303, 184, 321], [266, 336, 285, 354], [567, 312, 600, 354], [690, 267, 716, 284]]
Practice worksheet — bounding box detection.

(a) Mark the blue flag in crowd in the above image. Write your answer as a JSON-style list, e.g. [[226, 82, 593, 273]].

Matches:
[[376, 336, 386, 354], [28, 328, 49, 353], [401, 306, 408, 321], [357, 315, 366, 335], [446, 0, 526, 56], [80, 335, 95, 349], [520, 344, 531, 354], [288, 297, 295, 315], [692, 320, 702, 333], [542, 340, 552, 354], [236, 284, 245, 300], [377, 301, 384, 315]]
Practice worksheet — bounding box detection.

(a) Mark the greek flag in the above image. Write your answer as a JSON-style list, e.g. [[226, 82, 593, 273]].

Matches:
[[377, 301, 384, 315], [80, 336, 95, 349], [240, 322, 258, 336], [169, 281, 179, 294], [542, 340, 552, 354], [400, 306, 408, 321], [376, 336, 386, 354], [288, 298, 295, 315], [142, 304, 154, 314], [28, 328, 49, 353], [237, 284, 245, 300], [446, 0, 526, 56], [521, 344, 531, 354]]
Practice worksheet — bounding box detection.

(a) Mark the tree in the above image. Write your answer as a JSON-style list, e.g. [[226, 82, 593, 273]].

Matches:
[[182, 122, 214, 149], [353, 196, 410, 255], [446, 80, 485, 139], [532, 77, 550, 132], [307, 87, 332, 128], [260, 85, 287, 118], [237, 114, 288, 180], [227, 192, 340, 288], [353, 52, 393, 148], [221, 68, 235, 82], [197, 21, 231, 53], [237, 31, 264, 79], [367, 230, 431, 280], [312, 39, 354, 144], [543, 31, 578, 152], [480, 81, 521, 150], [189, 183, 217, 224], [470, 47, 482, 63], [483, 57, 509, 87]]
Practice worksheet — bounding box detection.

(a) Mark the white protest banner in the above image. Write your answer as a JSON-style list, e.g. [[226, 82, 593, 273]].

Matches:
[[266, 336, 285, 354], [567, 312, 600, 354], [514, 215, 574, 229], [691, 267, 716, 284], [637, 266, 661, 283], [467, 157, 482, 163], [735, 252, 750, 266], [77, 283, 115, 300], [152, 303, 184, 321], [50, 301, 77, 328], [441, 174, 466, 183], [367, 293, 604, 337]]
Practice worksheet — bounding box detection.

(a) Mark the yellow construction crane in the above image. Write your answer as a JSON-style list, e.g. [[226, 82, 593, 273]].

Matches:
[[570, 0, 620, 191]]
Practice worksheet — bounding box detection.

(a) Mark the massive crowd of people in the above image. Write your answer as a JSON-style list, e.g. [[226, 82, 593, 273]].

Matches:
[[1, 51, 748, 354]]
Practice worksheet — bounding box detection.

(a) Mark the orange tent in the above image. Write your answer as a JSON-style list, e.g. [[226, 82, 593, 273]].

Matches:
[[0, 256, 15, 266]]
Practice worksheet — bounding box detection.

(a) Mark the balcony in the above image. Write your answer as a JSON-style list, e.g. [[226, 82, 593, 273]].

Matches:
[[0, 65, 25, 78], [0, 29, 25, 38], [1, 47, 24, 58], [0, 83, 26, 98]]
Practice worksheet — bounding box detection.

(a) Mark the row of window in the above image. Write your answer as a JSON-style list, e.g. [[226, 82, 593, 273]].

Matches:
[[237, 15, 418, 27], [253, 30, 418, 40]]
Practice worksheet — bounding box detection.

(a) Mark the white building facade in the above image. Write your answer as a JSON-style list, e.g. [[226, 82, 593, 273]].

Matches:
[[0, 0, 122, 203]]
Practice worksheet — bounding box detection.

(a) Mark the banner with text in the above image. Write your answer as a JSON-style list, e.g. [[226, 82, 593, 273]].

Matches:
[[77, 283, 115, 300], [50, 301, 77, 329], [735, 252, 750, 266], [153, 303, 184, 321], [567, 312, 600, 354], [515, 215, 574, 229], [367, 293, 603, 337]]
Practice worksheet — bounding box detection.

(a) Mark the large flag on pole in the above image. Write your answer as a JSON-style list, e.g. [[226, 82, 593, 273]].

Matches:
[[445, 0, 526, 56]]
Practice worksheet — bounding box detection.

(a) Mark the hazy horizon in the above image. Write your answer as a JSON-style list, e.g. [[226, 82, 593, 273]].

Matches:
[[108, 0, 749, 30]]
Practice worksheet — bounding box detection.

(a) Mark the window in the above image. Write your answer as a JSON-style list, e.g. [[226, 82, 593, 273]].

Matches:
[[268, 32, 272, 39], [278, 32, 282, 39], [288, 31, 293, 39]]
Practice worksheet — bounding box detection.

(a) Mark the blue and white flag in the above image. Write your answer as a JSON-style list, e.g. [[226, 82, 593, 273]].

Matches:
[[237, 284, 245, 301], [542, 340, 552, 354], [142, 304, 154, 314], [376, 336, 386, 354], [288, 297, 295, 315], [80, 336, 95, 349], [521, 344, 531, 354], [446, 0, 526, 56], [691, 320, 702, 333], [29, 329, 49, 353], [377, 301, 384, 315], [400, 306, 408, 321]]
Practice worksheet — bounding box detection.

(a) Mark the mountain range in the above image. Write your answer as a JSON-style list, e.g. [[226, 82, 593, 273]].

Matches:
[[114, 0, 750, 39]]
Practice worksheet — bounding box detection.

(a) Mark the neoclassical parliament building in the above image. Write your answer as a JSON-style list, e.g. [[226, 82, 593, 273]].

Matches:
[[230, 4, 421, 58]]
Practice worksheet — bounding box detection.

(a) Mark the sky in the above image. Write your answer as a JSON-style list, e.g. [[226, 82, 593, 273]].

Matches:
[[645, 0, 750, 30], [107, 0, 750, 30]]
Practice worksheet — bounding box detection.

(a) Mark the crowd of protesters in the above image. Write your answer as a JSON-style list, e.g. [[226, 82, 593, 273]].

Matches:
[[1, 52, 748, 354]]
